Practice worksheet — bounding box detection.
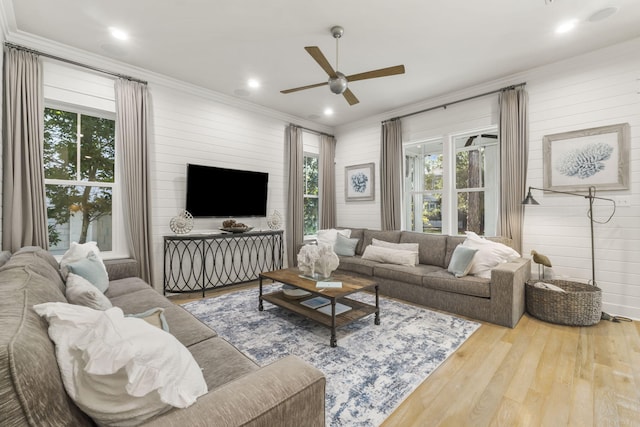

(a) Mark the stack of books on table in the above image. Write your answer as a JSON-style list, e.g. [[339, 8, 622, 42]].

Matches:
[[299, 296, 352, 315]]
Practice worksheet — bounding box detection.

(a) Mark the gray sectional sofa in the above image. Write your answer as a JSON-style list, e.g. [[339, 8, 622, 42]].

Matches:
[[335, 229, 531, 328], [0, 246, 325, 427]]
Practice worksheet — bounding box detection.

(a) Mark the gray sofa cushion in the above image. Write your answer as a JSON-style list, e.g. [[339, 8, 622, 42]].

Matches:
[[104, 276, 152, 298], [400, 232, 448, 268], [423, 270, 491, 298], [362, 230, 401, 251], [444, 236, 466, 268], [104, 258, 140, 280], [336, 255, 380, 276], [372, 263, 444, 286], [109, 288, 218, 347], [188, 337, 259, 390], [0, 260, 93, 426], [0, 250, 11, 268], [341, 227, 366, 255]]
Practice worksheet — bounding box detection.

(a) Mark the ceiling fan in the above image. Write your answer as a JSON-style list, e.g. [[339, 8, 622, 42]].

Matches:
[[280, 26, 405, 106]]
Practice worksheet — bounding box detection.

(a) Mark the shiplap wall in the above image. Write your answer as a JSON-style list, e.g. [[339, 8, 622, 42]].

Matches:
[[335, 37, 640, 319], [523, 38, 640, 319], [334, 124, 381, 229], [149, 84, 294, 286]]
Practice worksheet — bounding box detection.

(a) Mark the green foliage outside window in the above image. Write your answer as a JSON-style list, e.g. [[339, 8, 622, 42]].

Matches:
[[303, 155, 319, 236], [44, 108, 115, 250]]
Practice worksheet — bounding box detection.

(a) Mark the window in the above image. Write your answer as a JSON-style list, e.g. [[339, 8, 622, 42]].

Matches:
[[404, 129, 498, 236], [454, 133, 499, 235], [303, 153, 319, 236], [44, 107, 117, 255], [405, 139, 443, 233]]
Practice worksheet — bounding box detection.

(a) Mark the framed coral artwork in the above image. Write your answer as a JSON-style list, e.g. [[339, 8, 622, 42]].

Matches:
[[543, 123, 630, 191], [345, 162, 375, 201]]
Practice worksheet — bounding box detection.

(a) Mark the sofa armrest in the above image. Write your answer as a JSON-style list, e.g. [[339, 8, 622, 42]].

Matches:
[[490, 258, 531, 327], [104, 258, 140, 280], [142, 355, 326, 427]]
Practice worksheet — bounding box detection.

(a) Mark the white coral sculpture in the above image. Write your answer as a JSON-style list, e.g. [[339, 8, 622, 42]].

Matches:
[[297, 244, 339, 279]]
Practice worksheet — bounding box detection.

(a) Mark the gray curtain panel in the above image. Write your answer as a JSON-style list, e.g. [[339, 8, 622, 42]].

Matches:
[[498, 87, 529, 254], [286, 125, 304, 267], [319, 134, 336, 229], [2, 47, 48, 252], [380, 119, 403, 231], [114, 79, 153, 283]]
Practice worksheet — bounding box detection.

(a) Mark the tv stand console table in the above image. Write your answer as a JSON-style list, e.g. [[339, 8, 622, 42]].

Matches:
[[163, 230, 283, 296]]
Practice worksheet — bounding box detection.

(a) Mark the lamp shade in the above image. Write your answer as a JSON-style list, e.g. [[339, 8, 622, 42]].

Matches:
[[521, 189, 539, 205]]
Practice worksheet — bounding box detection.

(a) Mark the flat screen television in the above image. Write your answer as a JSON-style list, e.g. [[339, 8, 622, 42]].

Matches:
[[185, 163, 269, 217]]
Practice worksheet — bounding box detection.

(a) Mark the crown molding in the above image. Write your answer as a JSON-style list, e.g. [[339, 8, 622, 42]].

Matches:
[[4, 29, 334, 135], [0, 0, 16, 40]]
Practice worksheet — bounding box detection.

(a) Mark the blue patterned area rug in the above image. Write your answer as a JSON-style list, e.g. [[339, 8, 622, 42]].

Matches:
[[182, 284, 480, 426]]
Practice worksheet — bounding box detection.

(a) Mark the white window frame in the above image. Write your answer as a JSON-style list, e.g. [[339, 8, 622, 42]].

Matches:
[[302, 131, 321, 240], [43, 102, 128, 259], [451, 129, 499, 236], [403, 125, 499, 236]]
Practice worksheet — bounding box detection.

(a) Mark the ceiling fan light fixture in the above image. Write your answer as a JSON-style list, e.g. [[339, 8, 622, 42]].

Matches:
[[328, 72, 348, 94]]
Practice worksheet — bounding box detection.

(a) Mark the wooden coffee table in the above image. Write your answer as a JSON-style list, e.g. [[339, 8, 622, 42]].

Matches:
[[259, 268, 380, 347]]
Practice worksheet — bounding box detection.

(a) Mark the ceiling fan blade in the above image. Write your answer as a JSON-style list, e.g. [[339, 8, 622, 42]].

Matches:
[[305, 46, 338, 78], [343, 88, 359, 106], [346, 65, 405, 82], [280, 81, 328, 94]]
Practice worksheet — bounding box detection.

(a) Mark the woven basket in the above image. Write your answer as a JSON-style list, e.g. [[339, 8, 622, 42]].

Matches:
[[525, 279, 602, 326]]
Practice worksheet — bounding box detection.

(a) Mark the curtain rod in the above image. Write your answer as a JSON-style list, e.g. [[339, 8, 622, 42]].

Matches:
[[384, 82, 526, 123], [4, 42, 148, 85], [290, 123, 334, 138]]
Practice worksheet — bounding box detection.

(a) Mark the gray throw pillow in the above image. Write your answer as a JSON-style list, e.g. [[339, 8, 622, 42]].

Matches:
[[0, 250, 11, 268], [447, 245, 478, 278], [334, 233, 359, 257], [66, 252, 109, 292]]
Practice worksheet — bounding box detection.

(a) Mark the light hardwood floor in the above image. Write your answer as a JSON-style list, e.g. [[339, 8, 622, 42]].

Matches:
[[170, 285, 640, 427]]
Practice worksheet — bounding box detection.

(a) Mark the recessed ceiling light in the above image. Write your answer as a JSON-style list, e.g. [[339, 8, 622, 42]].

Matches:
[[555, 19, 578, 34], [324, 108, 334, 116], [248, 79, 260, 88], [109, 27, 128, 41]]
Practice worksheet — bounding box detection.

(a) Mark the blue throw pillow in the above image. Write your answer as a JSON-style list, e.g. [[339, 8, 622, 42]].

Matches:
[[334, 233, 359, 257], [447, 245, 479, 278], [66, 252, 109, 293]]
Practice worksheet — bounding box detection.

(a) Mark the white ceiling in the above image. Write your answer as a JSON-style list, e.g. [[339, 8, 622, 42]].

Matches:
[[3, 0, 640, 127]]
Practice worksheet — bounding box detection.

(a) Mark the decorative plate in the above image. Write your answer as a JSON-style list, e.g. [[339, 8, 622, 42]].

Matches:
[[220, 226, 254, 233], [282, 284, 311, 299], [169, 210, 194, 234], [267, 210, 283, 230]]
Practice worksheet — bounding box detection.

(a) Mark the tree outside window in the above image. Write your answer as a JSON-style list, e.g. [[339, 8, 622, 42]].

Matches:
[[404, 130, 498, 236], [303, 154, 319, 236], [44, 107, 115, 254], [455, 134, 498, 236], [405, 140, 443, 234]]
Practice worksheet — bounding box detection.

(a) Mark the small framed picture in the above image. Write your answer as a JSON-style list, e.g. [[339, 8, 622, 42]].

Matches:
[[543, 123, 630, 191], [345, 163, 375, 201]]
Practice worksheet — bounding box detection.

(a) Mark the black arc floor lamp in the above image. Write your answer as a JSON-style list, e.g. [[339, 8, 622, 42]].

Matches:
[[522, 185, 629, 322], [522, 185, 615, 288]]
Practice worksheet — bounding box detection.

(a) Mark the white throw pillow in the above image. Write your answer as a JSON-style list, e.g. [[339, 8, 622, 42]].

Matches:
[[462, 231, 520, 278], [316, 228, 351, 249], [361, 245, 416, 267], [371, 238, 419, 265], [65, 273, 113, 310], [60, 241, 108, 279], [33, 302, 208, 427]]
